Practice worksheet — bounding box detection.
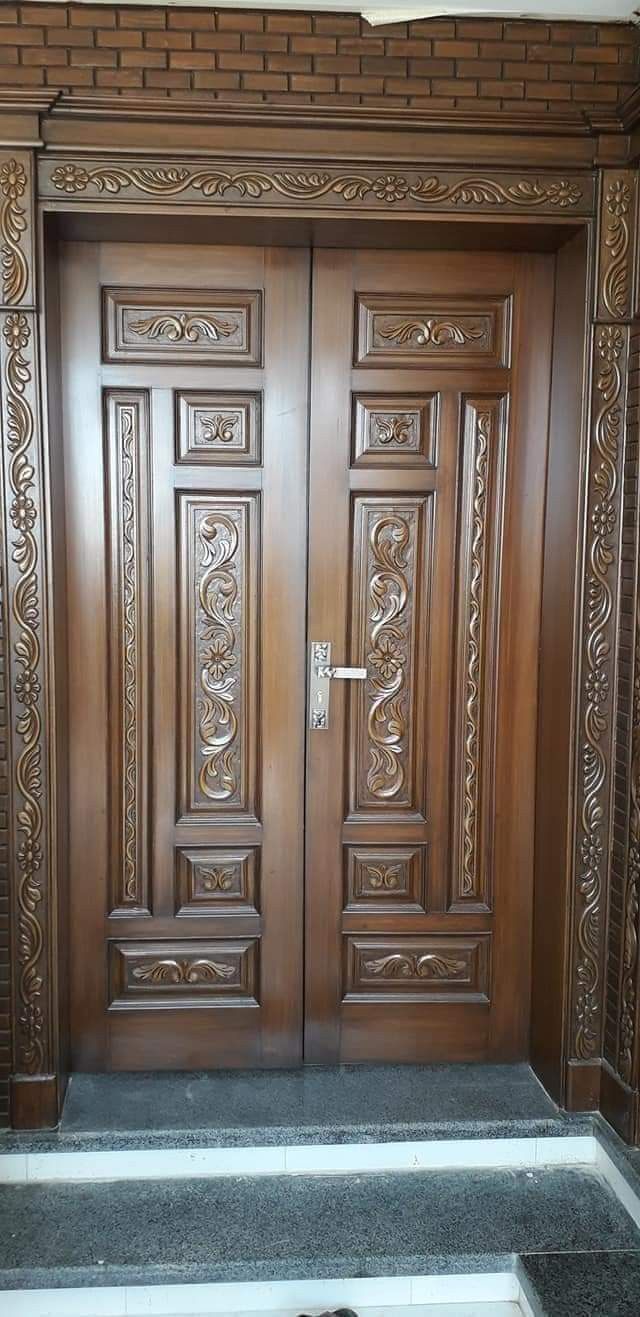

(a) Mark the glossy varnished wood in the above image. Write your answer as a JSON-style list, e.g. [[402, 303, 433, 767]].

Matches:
[[305, 248, 554, 1064], [61, 242, 309, 1070]]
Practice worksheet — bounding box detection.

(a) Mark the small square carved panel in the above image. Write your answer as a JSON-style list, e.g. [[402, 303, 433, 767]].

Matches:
[[344, 847, 427, 913], [176, 848, 259, 915], [355, 293, 508, 367], [352, 394, 437, 468], [108, 939, 259, 1009], [102, 287, 262, 365], [176, 392, 262, 466], [343, 935, 490, 1003]]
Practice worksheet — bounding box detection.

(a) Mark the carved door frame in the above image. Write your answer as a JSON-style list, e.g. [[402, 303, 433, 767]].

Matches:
[[1, 90, 640, 1134]]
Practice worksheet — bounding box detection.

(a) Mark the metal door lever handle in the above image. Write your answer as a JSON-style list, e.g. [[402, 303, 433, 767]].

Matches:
[[318, 665, 367, 680], [309, 642, 367, 730]]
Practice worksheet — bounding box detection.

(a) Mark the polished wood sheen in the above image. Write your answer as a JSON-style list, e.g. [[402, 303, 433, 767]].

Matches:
[[61, 243, 309, 1069], [305, 249, 554, 1064]]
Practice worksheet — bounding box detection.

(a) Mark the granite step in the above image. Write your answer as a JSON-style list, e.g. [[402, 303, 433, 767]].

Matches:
[[0, 1163, 636, 1292], [0, 1063, 589, 1153]]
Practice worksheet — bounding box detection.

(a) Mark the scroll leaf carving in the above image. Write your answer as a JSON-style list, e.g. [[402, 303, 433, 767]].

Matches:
[[200, 866, 235, 892], [364, 953, 467, 979], [0, 159, 28, 306], [574, 325, 626, 1060], [200, 414, 239, 444], [197, 512, 240, 803], [366, 863, 402, 890], [462, 411, 490, 899], [3, 310, 45, 1072], [602, 178, 632, 320], [619, 473, 640, 1082], [374, 414, 415, 446], [367, 514, 411, 800], [48, 162, 584, 211], [129, 312, 236, 344], [378, 318, 485, 348], [132, 958, 236, 984]]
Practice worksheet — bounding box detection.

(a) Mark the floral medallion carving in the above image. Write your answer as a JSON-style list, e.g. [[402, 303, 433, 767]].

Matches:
[[599, 173, 636, 321]]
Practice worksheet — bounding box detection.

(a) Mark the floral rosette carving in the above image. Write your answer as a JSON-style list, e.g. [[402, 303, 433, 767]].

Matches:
[[0, 158, 28, 306]]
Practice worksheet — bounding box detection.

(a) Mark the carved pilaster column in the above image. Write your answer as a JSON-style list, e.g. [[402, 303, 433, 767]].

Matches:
[[568, 170, 638, 1112], [0, 150, 57, 1127]]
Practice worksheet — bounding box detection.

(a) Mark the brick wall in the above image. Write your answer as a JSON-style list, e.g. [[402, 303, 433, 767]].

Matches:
[[0, 5, 637, 111]]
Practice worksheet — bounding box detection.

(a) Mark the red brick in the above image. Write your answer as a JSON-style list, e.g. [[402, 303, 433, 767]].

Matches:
[[120, 49, 167, 68], [193, 71, 240, 89], [0, 7, 18, 23], [408, 19, 454, 37], [580, 83, 619, 102], [22, 45, 67, 65], [362, 56, 407, 76], [315, 56, 359, 75], [267, 55, 311, 74], [289, 74, 336, 92], [527, 43, 577, 63], [120, 7, 165, 27], [456, 20, 503, 39], [145, 68, 189, 88], [457, 60, 502, 78], [549, 22, 596, 43], [386, 39, 431, 57], [243, 72, 288, 91], [337, 75, 384, 94], [0, 48, 19, 64], [97, 28, 142, 47], [46, 29, 96, 46], [21, 4, 67, 24], [96, 68, 143, 87], [0, 26, 43, 44], [527, 80, 571, 100], [70, 7, 116, 26], [168, 11, 214, 30], [291, 36, 336, 55], [145, 31, 191, 50], [314, 15, 360, 35], [504, 62, 549, 80], [598, 23, 638, 45], [169, 51, 214, 70], [218, 52, 264, 71], [480, 41, 525, 59], [217, 12, 264, 32], [549, 63, 594, 83], [575, 44, 619, 63], [46, 67, 93, 86], [338, 38, 384, 56], [194, 33, 241, 51], [243, 34, 287, 53], [504, 21, 550, 40], [433, 40, 479, 57], [266, 14, 311, 34], [481, 79, 524, 99], [1, 64, 43, 83], [432, 78, 478, 97], [385, 77, 429, 95], [408, 58, 454, 77]]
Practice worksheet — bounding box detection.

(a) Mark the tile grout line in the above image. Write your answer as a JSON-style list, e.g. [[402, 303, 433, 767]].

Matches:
[[0, 1134, 599, 1185]]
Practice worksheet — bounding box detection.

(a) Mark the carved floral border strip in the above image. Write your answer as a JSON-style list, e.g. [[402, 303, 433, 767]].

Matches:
[[573, 322, 628, 1062], [0, 151, 49, 1081], [40, 159, 593, 215], [598, 172, 638, 322]]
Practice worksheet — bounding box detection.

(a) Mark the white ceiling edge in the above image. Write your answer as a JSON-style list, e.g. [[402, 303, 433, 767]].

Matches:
[[23, 0, 640, 17]]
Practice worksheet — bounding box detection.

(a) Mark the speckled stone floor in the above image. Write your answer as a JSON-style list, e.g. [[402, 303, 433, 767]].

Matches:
[[0, 1164, 637, 1292]]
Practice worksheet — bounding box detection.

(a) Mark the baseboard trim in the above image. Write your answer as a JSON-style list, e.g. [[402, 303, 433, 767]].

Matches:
[[9, 1075, 60, 1131], [600, 1061, 638, 1144], [565, 1058, 601, 1111]]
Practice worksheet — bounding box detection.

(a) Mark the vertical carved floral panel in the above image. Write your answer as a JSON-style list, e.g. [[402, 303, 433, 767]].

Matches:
[[0, 151, 53, 1085], [571, 318, 629, 1066]]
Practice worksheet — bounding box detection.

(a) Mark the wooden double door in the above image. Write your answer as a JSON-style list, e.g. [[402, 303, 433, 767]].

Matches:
[[61, 239, 552, 1071]]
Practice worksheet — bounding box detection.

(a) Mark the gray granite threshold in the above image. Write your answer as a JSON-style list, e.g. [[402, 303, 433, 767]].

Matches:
[[0, 1062, 593, 1152], [0, 1164, 636, 1292]]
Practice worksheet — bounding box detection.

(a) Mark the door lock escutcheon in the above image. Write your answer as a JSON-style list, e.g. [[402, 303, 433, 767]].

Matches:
[[309, 641, 367, 730]]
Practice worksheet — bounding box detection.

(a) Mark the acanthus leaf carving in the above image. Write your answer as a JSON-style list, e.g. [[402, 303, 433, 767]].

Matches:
[[363, 952, 467, 980], [378, 318, 486, 348], [366, 513, 411, 801], [601, 177, 633, 321], [132, 957, 236, 985], [197, 511, 240, 803], [129, 312, 236, 344]]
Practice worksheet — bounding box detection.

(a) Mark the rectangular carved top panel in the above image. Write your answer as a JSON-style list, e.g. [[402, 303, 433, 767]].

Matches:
[[102, 288, 262, 366], [355, 294, 509, 368]]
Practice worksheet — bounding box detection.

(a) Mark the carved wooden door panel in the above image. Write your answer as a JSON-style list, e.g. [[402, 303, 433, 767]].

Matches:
[[304, 249, 554, 1063], [62, 243, 309, 1069]]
